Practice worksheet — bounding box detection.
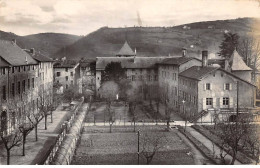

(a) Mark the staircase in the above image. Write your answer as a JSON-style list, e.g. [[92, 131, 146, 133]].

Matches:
[[189, 110, 208, 123]]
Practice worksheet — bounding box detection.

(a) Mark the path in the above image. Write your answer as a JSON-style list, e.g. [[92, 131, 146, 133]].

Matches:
[[186, 127, 241, 165], [0, 103, 76, 165]]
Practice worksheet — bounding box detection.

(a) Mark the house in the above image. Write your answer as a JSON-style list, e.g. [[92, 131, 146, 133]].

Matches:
[[178, 51, 256, 123], [53, 60, 82, 94], [26, 49, 54, 105], [0, 40, 54, 135]]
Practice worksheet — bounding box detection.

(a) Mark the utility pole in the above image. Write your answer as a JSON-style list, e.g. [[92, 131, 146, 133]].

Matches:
[[235, 81, 239, 154], [137, 130, 140, 164], [182, 100, 186, 132]]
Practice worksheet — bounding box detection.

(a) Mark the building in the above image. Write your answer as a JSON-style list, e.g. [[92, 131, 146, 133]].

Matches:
[[0, 40, 54, 135], [53, 60, 82, 94], [96, 42, 256, 123], [157, 49, 202, 112], [79, 59, 96, 100], [178, 51, 256, 123]]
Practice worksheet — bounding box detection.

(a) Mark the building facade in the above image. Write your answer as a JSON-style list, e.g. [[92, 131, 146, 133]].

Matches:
[[0, 40, 54, 135], [53, 61, 82, 94]]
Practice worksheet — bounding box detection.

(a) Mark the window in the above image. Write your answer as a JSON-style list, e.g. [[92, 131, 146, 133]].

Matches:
[[57, 72, 61, 77], [18, 82, 21, 94], [11, 83, 15, 97], [22, 80, 25, 92], [70, 72, 73, 76], [206, 98, 213, 105], [28, 79, 30, 89], [66, 76, 68, 81], [154, 75, 157, 81], [32, 78, 35, 88], [12, 67, 15, 73], [71, 80, 73, 85], [132, 75, 135, 81], [24, 66, 26, 71], [3, 68, 5, 75], [223, 97, 229, 105], [65, 68, 68, 72], [2, 85, 6, 100], [224, 83, 231, 90], [206, 83, 211, 90], [18, 67, 20, 72]]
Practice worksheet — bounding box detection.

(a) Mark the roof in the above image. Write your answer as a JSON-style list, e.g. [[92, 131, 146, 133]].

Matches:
[[96, 56, 173, 70], [179, 66, 218, 80], [54, 60, 78, 68], [116, 41, 136, 56], [31, 53, 53, 62], [0, 40, 38, 66], [0, 57, 10, 67], [158, 56, 201, 65], [229, 49, 252, 71], [179, 66, 255, 87]]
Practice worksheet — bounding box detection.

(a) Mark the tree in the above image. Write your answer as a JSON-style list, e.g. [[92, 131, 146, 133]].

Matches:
[[218, 32, 240, 59], [126, 84, 142, 132], [160, 84, 170, 130], [101, 62, 126, 85], [238, 37, 260, 84], [18, 121, 34, 156], [99, 81, 119, 133], [245, 123, 260, 164], [217, 114, 251, 165], [141, 132, 166, 164], [0, 129, 22, 165]]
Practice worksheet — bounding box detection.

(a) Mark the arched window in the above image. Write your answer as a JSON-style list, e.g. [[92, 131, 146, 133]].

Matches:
[[1, 111, 7, 134]]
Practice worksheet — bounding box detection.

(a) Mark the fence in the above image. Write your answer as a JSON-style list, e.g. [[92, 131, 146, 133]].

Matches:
[[42, 97, 84, 165]]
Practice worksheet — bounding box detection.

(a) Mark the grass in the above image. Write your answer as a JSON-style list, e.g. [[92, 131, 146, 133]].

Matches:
[[72, 126, 194, 165]]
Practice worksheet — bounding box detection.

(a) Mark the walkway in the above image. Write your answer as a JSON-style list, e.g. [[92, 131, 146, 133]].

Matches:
[[186, 127, 241, 165], [0, 103, 76, 165]]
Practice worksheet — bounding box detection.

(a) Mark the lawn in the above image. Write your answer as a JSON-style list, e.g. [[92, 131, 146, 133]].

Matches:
[[71, 126, 194, 165]]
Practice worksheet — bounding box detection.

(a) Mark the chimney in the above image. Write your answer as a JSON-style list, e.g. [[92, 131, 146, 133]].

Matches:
[[11, 39, 16, 44], [30, 48, 35, 56], [224, 58, 229, 71], [202, 50, 208, 67], [182, 48, 186, 57]]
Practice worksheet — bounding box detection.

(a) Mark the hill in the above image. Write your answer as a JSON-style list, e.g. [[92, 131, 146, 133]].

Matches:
[[52, 17, 260, 60], [0, 31, 81, 56]]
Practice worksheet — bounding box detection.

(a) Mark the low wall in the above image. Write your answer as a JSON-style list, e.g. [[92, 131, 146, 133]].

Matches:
[[43, 97, 85, 165], [51, 99, 89, 165]]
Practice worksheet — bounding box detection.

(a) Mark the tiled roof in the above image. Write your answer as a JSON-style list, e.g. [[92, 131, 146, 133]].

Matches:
[[31, 53, 53, 62], [0, 40, 38, 66], [96, 56, 171, 70], [229, 49, 252, 71], [179, 66, 218, 80], [158, 56, 201, 65], [54, 60, 78, 68], [180, 66, 255, 86], [116, 41, 136, 56]]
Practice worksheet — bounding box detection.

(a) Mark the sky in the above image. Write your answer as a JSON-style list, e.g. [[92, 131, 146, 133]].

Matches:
[[0, 0, 260, 36]]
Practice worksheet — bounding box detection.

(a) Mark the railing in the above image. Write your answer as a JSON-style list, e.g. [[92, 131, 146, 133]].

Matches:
[[41, 97, 84, 165]]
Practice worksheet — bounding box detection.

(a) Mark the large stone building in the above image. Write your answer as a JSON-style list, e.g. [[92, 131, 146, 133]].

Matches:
[[95, 42, 256, 123], [0, 40, 54, 135]]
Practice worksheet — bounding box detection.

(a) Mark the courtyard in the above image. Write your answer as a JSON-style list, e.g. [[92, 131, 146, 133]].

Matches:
[[72, 125, 194, 165]]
